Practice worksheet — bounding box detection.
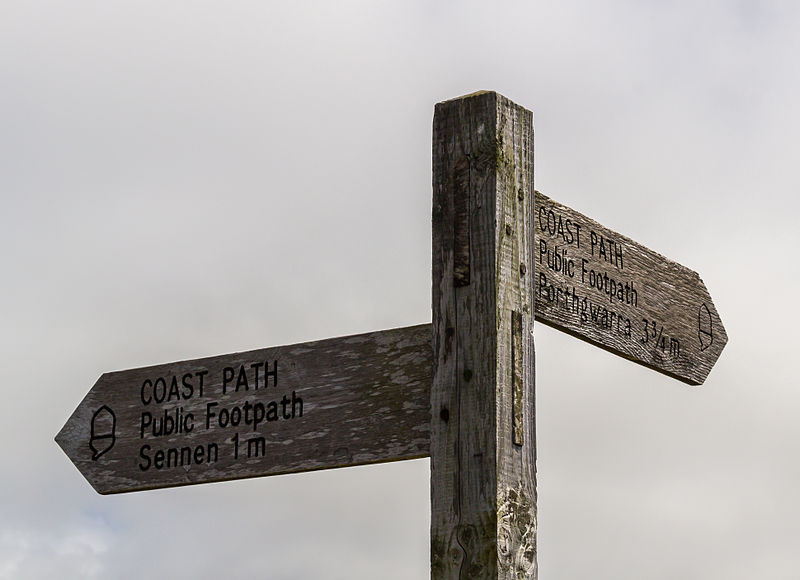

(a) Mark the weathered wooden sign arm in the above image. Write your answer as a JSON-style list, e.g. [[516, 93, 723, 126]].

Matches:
[[56, 325, 432, 494], [533, 191, 727, 385]]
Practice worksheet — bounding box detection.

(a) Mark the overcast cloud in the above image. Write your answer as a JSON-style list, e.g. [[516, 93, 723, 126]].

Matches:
[[1, 1, 798, 578]]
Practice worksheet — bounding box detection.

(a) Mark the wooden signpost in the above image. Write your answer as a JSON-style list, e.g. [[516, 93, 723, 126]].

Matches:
[[57, 91, 727, 579], [429, 92, 537, 578]]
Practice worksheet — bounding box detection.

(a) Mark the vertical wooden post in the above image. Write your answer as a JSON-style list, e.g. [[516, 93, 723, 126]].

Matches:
[[431, 92, 537, 578]]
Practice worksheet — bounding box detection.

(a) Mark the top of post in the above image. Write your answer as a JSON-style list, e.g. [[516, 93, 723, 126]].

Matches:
[[438, 90, 495, 103]]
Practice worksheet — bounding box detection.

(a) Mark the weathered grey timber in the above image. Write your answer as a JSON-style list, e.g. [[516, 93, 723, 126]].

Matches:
[[56, 325, 431, 494], [55, 91, 730, 580], [430, 92, 537, 579], [533, 191, 727, 385], [56, 188, 727, 497]]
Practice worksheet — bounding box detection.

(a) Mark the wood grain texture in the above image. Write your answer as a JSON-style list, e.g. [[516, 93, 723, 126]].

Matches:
[[56, 325, 432, 494], [56, 182, 727, 497], [431, 91, 537, 579], [533, 191, 727, 385]]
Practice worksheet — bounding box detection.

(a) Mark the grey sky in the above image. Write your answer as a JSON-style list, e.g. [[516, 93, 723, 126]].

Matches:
[[1, 1, 798, 578]]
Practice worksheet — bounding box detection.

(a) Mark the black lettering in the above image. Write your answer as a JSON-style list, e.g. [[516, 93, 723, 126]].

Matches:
[[154, 449, 165, 469], [230, 406, 242, 426], [140, 412, 152, 438], [250, 362, 264, 389], [247, 437, 266, 458], [168, 375, 181, 402], [139, 445, 152, 471], [195, 370, 208, 398], [139, 442, 217, 471], [207, 443, 218, 463], [181, 373, 194, 399], [292, 391, 303, 418], [163, 410, 174, 435], [222, 367, 235, 394], [205, 402, 218, 429], [153, 377, 167, 403], [253, 402, 265, 430], [265, 360, 278, 387], [141, 379, 152, 405], [266, 401, 278, 421], [547, 209, 557, 236], [167, 446, 180, 467], [236, 365, 249, 392], [152, 414, 163, 437], [281, 395, 291, 419]]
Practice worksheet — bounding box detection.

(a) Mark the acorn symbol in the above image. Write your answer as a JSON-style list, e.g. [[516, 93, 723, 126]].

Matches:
[[89, 405, 116, 460], [698, 303, 713, 352]]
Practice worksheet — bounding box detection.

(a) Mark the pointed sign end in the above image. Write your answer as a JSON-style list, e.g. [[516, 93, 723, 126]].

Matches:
[[690, 278, 729, 385], [54, 432, 64, 453]]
